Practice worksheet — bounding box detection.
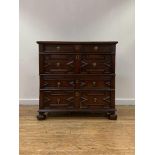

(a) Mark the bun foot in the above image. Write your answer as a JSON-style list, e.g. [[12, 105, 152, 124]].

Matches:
[[37, 112, 46, 120], [108, 113, 117, 120]]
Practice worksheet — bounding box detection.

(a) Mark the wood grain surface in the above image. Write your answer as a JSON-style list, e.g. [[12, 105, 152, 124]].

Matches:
[[38, 42, 117, 120], [20, 105, 134, 155]]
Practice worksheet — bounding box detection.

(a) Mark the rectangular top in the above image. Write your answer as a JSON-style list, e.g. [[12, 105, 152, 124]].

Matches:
[[36, 41, 118, 44]]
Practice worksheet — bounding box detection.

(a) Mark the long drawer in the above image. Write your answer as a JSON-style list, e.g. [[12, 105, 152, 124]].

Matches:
[[39, 53, 114, 74], [40, 74, 115, 90], [39, 90, 114, 109], [39, 43, 115, 54]]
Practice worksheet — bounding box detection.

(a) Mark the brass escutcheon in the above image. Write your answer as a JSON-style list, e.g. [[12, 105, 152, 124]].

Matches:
[[92, 81, 96, 86], [56, 62, 60, 67], [92, 62, 96, 67], [56, 46, 60, 50], [57, 81, 61, 87], [94, 46, 99, 51], [76, 55, 80, 60], [94, 98, 97, 102]]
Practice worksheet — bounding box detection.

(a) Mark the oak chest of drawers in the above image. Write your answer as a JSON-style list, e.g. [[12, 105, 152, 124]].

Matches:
[[37, 41, 118, 120]]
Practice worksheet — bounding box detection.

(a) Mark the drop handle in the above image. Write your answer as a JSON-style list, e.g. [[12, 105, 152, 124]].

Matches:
[[57, 82, 61, 88], [94, 46, 99, 51], [56, 46, 60, 50], [94, 98, 97, 102], [56, 62, 60, 67], [92, 81, 96, 87], [92, 62, 97, 67]]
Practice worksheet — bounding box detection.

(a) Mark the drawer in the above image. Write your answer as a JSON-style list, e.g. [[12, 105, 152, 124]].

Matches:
[[79, 90, 113, 109], [40, 54, 75, 74], [40, 44, 115, 53], [41, 44, 82, 53], [80, 55, 114, 74], [40, 90, 76, 109], [40, 90, 114, 110], [40, 75, 75, 89], [81, 44, 115, 53], [40, 75, 114, 90], [40, 54, 114, 74], [75, 75, 114, 89]]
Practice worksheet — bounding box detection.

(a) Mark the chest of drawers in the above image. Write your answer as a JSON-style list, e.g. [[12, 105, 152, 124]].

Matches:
[[37, 41, 118, 120]]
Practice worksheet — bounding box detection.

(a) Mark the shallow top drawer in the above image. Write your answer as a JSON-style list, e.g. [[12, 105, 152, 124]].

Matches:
[[42, 44, 74, 53], [81, 44, 115, 53], [38, 43, 117, 53]]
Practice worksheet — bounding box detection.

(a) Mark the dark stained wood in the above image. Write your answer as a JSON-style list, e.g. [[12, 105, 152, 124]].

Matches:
[[40, 74, 114, 89], [37, 41, 118, 44], [37, 41, 118, 120]]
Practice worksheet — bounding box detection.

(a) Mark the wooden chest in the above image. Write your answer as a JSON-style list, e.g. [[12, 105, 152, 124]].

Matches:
[[37, 41, 118, 120]]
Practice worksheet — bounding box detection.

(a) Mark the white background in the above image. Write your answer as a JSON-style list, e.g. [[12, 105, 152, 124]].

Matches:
[[19, 0, 135, 105]]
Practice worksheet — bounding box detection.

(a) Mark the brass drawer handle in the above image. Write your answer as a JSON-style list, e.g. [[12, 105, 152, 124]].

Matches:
[[57, 82, 61, 88], [56, 46, 60, 50], [94, 98, 97, 102], [94, 46, 99, 51], [92, 81, 96, 86], [56, 62, 60, 67], [92, 62, 96, 67]]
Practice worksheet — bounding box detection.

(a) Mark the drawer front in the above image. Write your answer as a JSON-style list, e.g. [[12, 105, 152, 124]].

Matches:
[[40, 54, 114, 74], [40, 44, 115, 53], [41, 44, 82, 53], [40, 90, 76, 109], [80, 54, 114, 74], [40, 75, 75, 89], [40, 90, 114, 109], [40, 54, 75, 74], [81, 44, 115, 53], [75, 75, 114, 89], [79, 90, 113, 109], [43, 44, 73, 52], [40, 75, 114, 90]]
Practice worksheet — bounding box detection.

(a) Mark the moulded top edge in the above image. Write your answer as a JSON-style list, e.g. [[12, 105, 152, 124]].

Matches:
[[36, 41, 118, 44]]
